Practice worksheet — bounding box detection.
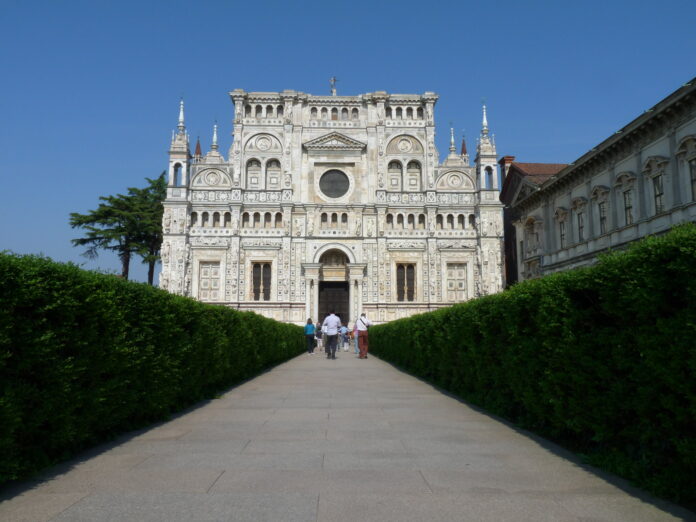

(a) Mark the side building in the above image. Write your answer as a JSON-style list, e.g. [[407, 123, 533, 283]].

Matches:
[[160, 89, 504, 324], [500, 77, 696, 283]]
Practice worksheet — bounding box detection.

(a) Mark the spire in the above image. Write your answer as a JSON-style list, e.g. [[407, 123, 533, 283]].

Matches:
[[177, 99, 186, 133], [330, 76, 338, 96], [449, 126, 456, 154], [481, 104, 489, 136], [460, 134, 468, 156], [211, 122, 218, 150], [194, 137, 202, 158]]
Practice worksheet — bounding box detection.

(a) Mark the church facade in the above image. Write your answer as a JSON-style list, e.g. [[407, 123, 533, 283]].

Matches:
[[159, 87, 503, 325]]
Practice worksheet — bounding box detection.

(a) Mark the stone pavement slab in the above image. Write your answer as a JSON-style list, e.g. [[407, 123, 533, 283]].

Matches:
[[0, 353, 693, 521]]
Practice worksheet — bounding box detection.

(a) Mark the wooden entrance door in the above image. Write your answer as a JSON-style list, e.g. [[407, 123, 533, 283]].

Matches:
[[318, 282, 349, 326]]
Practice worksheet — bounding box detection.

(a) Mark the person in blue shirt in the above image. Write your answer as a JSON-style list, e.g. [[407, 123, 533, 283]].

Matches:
[[304, 318, 316, 354], [340, 324, 349, 351]]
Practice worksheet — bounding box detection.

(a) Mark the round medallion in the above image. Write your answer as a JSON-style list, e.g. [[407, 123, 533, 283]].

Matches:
[[206, 171, 220, 185], [397, 138, 412, 152], [256, 136, 272, 151], [447, 173, 463, 187], [319, 169, 350, 198]]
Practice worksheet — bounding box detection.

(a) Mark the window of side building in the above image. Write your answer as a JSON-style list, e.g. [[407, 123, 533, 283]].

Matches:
[[559, 221, 566, 248], [577, 212, 585, 242], [598, 201, 607, 235], [690, 158, 696, 201], [652, 174, 664, 214], [623, 189, 633, 226]]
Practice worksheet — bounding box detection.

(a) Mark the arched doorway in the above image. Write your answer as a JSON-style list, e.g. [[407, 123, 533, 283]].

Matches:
[[318, 249, 349, 324]]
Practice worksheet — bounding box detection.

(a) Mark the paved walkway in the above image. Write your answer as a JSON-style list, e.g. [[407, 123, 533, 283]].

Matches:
[[1, 351, 693, 521]]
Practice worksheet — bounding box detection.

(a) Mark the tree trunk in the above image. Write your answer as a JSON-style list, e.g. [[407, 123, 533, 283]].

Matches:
[[121, 250, 131, 280], [148, 260, 155, 285]]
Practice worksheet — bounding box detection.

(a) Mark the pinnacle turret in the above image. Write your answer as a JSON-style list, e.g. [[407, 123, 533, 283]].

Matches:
[[211, 123, 218, 151]]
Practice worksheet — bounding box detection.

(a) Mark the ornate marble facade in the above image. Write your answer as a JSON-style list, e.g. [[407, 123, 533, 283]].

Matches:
[[160, 88, 504, 325]]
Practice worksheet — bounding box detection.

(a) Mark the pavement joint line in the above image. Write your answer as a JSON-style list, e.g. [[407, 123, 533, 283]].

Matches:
[[127, 454, 153, 471], [240, 439, 252, 453], [174, 429, 192, 440], [418, 469, 434, 494], [321, 453, 325, 470], [48, 492, 90, 522], [314, 492, 320, 522], [205, 470, 225, 494]]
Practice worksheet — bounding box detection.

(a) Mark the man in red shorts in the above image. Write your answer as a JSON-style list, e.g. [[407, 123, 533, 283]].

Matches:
[[356, 312, 372, 359]]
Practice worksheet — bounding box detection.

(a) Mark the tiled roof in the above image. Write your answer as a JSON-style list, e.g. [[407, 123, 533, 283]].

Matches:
[[512, 162, 567, 185]]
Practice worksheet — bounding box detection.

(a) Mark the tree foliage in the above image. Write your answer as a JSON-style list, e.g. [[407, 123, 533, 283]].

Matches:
[[69, 173, 166, 283], [371, 224, 696, 506], [0, 252, 304, 485]]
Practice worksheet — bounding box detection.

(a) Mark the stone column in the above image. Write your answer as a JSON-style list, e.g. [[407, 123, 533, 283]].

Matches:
[[302, 263, 322, 322]]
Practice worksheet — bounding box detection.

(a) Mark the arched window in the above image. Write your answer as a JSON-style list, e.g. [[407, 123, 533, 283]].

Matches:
[[407, 214, 415, 229], [265, 159, 281, 189], [191, 212, 198, 226], [418, 214, 425, 230], [386, 214, 393, 228], [331, 108, 338, 121], [224, 212, 231, 228], [242, 212, 249, 227], [341, 213, 348, 224], [388, 161, 402, 191], [202, 212, 209, 227], [406, 161, 421, 191], [436, 215, 443, 230], [469, 214, 476, 228], [331, 213, 338, 227], [277, 105, 284, 117], [351, 108, 359, 120], [458, 215, 465, 229], [252, 262, 271, 301], [263, 212, 271, 228], [172, 163, 182, 186], [341, 108, 349, 120], [275, 212, 282, 228], [253, 212, 261, 228], [396, 107, 403, 119], [321, 108, 328, 120], [246, 159, 261, 188], [386, 107, 392, 119], [447, 214, 454, 229], [417, 107, 423, 119], [406, 107, 413, 119], [255, 105, 262, 118], [245, 105, 252, 117], [266, 105, 274, 118], [311, 107, 318, 119], [213, 212, 220, 227], [397, 214, 404, 228], [485, 166, 494, 189]]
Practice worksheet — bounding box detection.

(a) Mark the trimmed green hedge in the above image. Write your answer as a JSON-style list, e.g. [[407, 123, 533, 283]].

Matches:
[[0, 253, 303, 485], [371, 224, 696, 505]]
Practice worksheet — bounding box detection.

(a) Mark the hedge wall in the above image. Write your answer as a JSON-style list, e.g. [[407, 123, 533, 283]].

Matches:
[[370, 224, 696, 505], [0, 253, 304, 485]]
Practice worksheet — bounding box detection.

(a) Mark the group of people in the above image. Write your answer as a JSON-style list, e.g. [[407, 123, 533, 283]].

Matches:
[[304, 312, 372, 360]]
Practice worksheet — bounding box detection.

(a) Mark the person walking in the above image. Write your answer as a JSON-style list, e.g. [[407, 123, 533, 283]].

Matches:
[[322, 310, 342, 360], [356, 312, 372, 359], [352, 321, 360, 355], [304, 318, 316, 354], [315, 325, 323, 353], [340, 324, 349, 351]]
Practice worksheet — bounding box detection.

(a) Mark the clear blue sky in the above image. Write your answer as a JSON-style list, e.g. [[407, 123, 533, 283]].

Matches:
[[1, 0, 694, 282]]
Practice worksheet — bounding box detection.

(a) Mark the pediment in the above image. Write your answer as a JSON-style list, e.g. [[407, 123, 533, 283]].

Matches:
[[303, 132, 366, 151]]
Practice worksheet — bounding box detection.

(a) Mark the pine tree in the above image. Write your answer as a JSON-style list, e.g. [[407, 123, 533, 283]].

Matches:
[[69, 173, 166, 283], [130, 173, 166, 285], [69, 193, 142, 280]]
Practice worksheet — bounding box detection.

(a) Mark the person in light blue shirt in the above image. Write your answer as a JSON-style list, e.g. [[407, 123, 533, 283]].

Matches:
[[304, 318, 316, 354], [339, 324, 349, 351], [322, 311, 342, 360]]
